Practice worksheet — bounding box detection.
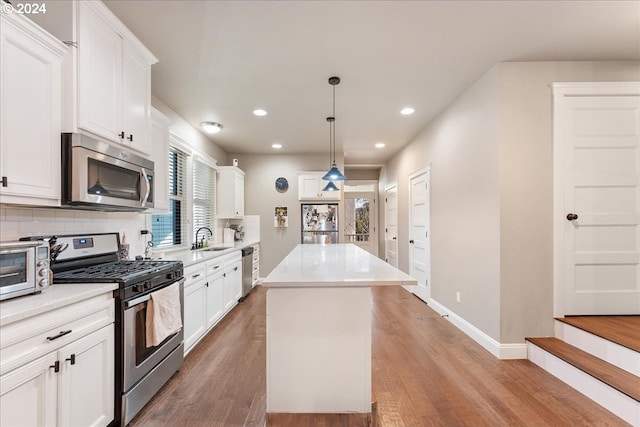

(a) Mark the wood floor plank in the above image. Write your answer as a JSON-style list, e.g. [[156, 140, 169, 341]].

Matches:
[[129, 285, 630, 427], [557, 316, 640, 352]]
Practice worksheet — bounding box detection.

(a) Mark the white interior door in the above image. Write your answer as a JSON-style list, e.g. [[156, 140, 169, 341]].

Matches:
[[409, 168, 431, 302], [344, 191, 377, 256], [554, 83, 640, 315], [384, 184, 398, 268]]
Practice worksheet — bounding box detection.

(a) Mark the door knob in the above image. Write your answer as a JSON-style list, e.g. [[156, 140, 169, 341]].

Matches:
[[566, 213, 578, 221]]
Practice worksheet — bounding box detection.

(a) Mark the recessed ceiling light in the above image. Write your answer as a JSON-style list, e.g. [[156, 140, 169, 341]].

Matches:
[[272, 143, 282, 149], [400, 107, 415, 115], [201, 121, 222, 134], [375, 143, 385, 149], [253, 109, 267, 116]]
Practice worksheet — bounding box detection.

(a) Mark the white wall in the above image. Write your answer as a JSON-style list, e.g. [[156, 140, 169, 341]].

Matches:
[[380, 65, 502, 341], [496, 61, 640, 343], [381, 60, 640, 347], [229, 153, 344, 276]]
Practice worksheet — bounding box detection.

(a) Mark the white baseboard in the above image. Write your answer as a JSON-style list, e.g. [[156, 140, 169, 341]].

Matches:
[[428, 298, 527, 360]]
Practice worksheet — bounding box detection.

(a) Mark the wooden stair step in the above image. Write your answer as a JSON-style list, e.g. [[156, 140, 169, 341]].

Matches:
[[526, 337, 640, 402], [556, 316, 640, 353]]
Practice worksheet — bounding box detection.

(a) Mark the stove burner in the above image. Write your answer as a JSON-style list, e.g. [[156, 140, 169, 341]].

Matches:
[[54, 260, 181, 284]]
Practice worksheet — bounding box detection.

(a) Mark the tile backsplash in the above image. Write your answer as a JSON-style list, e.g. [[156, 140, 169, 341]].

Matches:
[[0, 206, 148, 258]]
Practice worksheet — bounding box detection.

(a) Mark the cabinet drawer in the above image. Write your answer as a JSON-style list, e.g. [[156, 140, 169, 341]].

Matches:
[[0, 294, 114, 375], [184, 264, 206, 285], [206, 259, 224, 276]]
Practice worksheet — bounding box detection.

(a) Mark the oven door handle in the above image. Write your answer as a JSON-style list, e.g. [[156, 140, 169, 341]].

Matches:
[[124, 278, 185, 309], [125, 294, 150, 309]]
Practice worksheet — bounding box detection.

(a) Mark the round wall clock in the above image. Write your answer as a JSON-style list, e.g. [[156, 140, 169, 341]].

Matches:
[[275, 177, 289, 193]]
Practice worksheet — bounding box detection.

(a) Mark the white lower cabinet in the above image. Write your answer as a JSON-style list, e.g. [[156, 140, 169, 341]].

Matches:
[[183, 251, 243, 355], [251, 243, 260, 286], [223, 260, 242, 312], [0, 352, 58, 426], [59, 325, 114, 427], [0, 291, 115, 427], [206, 261, 225, 328], [183, 263, 207, 353]]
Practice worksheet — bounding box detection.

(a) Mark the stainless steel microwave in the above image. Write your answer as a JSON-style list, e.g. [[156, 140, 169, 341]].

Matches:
[[0, 241, 50, 301], [61, 133, 154, 211]]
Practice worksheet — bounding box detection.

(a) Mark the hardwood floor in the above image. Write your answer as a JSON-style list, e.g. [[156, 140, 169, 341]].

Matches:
[[129, 285, 629, 427]]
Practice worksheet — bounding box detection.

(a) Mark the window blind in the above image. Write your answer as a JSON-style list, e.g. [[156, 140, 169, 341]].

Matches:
[[192, 157, 216, 244], [151, 146, 187, 249]]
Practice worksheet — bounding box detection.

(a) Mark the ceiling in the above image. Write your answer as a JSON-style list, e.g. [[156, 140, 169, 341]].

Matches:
[[103, 1, 640, 165]]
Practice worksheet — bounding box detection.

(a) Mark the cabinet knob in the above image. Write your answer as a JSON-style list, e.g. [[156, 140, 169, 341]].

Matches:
[[66, 354, 76, 365], [409, 240, 414, 244], [1, 176, 7, 187], [49, 361, 60, 373], [205, 282, 209, 287], [128, 134, 134, 142], [566, 213, 578, 221], [119, 131, 125, 139]]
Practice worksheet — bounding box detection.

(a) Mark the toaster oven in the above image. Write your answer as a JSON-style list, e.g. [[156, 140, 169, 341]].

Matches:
[[0, 241, 50, 301]]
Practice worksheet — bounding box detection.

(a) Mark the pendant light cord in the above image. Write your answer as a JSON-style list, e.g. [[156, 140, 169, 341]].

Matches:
[[332, 84, 336, 166]]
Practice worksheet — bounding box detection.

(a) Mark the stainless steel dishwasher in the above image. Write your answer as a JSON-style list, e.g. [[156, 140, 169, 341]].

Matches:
[[240, 246, 254, 300]]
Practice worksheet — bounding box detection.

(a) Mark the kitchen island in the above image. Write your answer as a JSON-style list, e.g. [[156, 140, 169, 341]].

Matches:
[[262, 243, 416, 421]]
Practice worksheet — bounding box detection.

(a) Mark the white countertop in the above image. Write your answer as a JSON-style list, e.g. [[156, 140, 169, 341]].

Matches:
[[263, 244, 417, 288], [155, 240, 258, 267], [0, 282, 118, 326]]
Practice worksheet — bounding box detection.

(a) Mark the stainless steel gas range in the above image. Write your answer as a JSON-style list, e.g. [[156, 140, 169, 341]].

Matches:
[[49, 233, 184, 426]]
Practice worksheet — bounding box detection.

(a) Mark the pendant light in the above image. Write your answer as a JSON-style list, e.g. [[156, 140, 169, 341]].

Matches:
[[322, 76, 346, 182], [322, 117, 340, 191]]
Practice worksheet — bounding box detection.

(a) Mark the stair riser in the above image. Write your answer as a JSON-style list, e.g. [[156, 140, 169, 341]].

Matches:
[[527, 342, 640, 426], [555, 321, 640, 376]]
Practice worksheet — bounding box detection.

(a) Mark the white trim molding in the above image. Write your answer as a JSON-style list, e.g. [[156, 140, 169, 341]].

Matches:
[[428, 298, 527, 360], [552, 82, 640, 96]]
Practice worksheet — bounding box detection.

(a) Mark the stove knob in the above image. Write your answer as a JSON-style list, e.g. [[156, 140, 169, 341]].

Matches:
[[134, 284, 144, 293], [145, 282, 153, 290], [38, 269, 48, 277]]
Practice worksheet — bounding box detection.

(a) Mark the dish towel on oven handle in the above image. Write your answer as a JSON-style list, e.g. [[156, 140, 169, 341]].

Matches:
[[146, 282, 182, 347]]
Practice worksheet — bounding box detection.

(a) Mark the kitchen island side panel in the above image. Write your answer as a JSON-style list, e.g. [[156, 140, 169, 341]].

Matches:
[[266, 286, 372, 413]]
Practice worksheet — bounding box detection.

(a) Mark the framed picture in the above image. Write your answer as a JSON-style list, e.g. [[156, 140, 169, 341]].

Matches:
[[275, 206, 288, 228]]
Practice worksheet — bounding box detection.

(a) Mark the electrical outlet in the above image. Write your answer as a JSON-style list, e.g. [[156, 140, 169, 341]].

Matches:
[[456, 291, 461, 303]]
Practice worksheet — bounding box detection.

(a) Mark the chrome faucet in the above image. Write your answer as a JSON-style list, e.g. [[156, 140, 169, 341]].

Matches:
[[193, 227, 213, 250]]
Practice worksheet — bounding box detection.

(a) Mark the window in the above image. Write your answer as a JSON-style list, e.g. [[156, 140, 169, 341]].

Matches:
[[192, 157, 216, 244], [151, 146, 187, 249]]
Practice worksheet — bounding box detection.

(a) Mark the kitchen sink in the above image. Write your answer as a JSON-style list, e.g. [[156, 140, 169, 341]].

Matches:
[[203, 247, 227, 252]]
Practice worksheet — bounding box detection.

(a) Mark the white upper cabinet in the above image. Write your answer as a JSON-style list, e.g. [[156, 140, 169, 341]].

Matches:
[[217, 166, 245, 218], [29, 1, 157, 155], [75, 1, 156, 154], [76, 1, 123, 143], [0, 12, 66, 206], [298, 172, 341, 201], [121, 39, 152, 154]]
